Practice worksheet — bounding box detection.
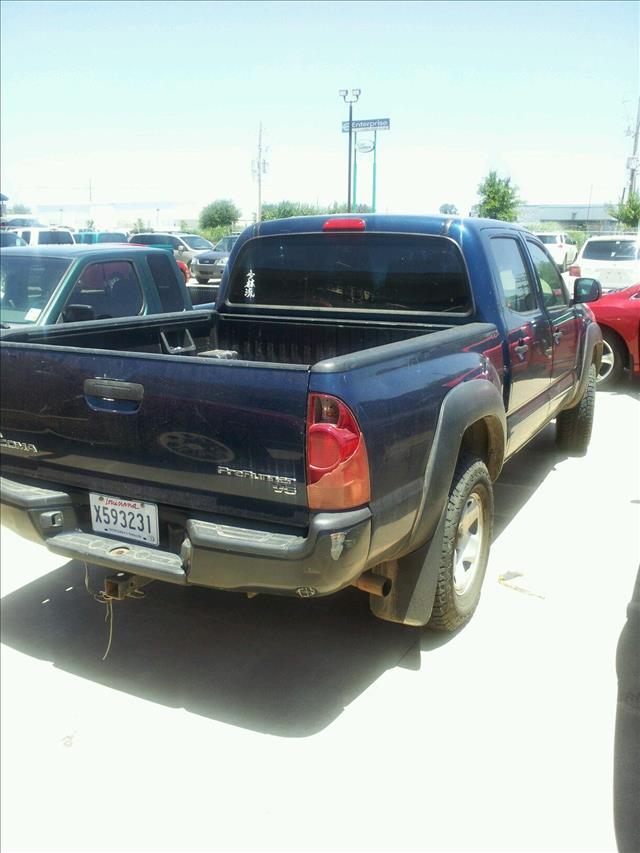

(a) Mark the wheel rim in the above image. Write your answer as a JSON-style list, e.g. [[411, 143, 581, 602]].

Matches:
[[598, 340, 615, 382], [453, 492, 485, 596]]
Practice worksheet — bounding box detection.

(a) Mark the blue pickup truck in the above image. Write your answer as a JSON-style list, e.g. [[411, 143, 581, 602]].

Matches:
[[0, 215, 602, 631]]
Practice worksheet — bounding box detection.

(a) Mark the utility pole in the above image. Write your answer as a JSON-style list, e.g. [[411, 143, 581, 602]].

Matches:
[[252, 122, 268, 222], [88, 178, 92, 203]]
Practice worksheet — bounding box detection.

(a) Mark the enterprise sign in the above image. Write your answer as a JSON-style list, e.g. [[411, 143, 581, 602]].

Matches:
[[342, 118, 390, 132]]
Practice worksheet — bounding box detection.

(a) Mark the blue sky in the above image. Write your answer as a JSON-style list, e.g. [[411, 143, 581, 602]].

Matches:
[[1, 0, 638, 221]]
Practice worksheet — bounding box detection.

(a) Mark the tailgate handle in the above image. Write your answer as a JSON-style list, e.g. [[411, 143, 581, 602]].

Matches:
[[84, 379, 144, 402]]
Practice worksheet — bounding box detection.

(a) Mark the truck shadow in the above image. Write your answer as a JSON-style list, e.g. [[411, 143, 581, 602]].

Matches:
[[0, 424, 565, 738]]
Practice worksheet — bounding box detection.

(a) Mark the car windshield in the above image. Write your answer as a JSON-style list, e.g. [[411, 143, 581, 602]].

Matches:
[[37, 230, 74, 245], [536, 235, 558, 244], [582, 239, 639, 261], [226, 233, 472, 313], [181, 235, 212, 250], [74, 233, 95, 244], [0, 255, 72, 324]]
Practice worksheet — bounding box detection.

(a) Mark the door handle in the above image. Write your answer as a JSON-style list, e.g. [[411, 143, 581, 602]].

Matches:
[[84, 379, 144, 401], [514, 342, 529, 361], [553, 328, 563, 343]]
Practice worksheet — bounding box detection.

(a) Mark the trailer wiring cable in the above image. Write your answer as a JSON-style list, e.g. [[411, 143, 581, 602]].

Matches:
[[83, 563, 146, 660]]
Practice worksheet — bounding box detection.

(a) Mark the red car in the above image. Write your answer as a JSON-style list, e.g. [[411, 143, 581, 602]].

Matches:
[[590, 283, 640, 388]]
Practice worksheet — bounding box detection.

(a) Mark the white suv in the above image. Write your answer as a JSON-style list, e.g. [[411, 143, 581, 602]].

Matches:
[[7, 227, 75, 246], [568, 235, 640, 292], [533, 233, 578, 271]]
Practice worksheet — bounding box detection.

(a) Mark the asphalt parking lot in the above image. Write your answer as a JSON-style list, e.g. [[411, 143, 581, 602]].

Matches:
[[1, 378, 639, 853]]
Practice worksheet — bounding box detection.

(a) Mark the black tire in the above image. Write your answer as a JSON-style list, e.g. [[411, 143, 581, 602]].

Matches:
[[556, 364, 596, 455], [598, 328, 626, 389], [428, 454, 494, 632], [196, 276, 210, 285]]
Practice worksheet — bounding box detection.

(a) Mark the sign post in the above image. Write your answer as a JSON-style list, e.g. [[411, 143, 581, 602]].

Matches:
[[342, 119, 389, 212]]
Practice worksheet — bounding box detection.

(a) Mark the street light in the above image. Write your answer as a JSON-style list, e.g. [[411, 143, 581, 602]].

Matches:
[[339, 88, 361, 212]]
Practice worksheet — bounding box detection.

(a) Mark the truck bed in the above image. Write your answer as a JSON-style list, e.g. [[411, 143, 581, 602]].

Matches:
[[3, 310, 450, 366]]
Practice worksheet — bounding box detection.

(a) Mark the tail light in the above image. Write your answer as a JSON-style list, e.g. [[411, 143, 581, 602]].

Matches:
[[306, 393, 370, 510], [569, 265, 581, 277]]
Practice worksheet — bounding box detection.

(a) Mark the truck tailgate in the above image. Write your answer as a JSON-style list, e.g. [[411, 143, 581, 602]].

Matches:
[[0, 345, 310, 527]]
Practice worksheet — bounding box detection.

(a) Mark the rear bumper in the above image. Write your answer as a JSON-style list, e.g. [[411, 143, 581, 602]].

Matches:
[[0, 476, 371, 597]]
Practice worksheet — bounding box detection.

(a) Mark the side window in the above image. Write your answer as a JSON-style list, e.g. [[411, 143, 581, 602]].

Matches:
[[169, 236, 182, 250], [65, 261, 143, 318], [489, 237, 538, 314], [146, 253, 185, 312], [526, 241, 569, 309]]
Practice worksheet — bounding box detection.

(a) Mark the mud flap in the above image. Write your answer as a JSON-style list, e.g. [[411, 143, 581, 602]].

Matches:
[[369, 507, 446, 627]]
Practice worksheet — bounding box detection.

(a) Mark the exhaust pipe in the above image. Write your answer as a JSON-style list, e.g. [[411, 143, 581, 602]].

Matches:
[[352, 571, 392, 598]]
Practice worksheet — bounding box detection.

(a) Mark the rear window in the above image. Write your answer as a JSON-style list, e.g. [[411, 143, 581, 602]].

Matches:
[[0, 255, 72, 324], [146, 253, 186, 312], [582, 239, 638, 261], [97, 232, 127, 243], [226, 234, 471, 313], [535, 234, 558, 245], [37, 230, 74, 245], [130, 234, 156, 245]]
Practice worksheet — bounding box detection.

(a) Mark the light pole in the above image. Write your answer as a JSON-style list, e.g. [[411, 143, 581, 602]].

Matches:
[[339, 88, 361, 212]]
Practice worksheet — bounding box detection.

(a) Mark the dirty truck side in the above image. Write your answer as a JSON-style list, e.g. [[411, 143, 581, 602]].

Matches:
[[0, 215, 602, 631]]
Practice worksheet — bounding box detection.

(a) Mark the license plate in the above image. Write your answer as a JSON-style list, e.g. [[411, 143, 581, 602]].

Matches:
[[89, 493, 159, 546]]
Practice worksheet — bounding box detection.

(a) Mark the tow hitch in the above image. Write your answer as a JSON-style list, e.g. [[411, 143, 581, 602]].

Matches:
[[84, 565, 152, 660]]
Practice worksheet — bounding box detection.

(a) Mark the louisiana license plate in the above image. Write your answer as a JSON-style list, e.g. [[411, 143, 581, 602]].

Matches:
[[89, 493, 159, 546]]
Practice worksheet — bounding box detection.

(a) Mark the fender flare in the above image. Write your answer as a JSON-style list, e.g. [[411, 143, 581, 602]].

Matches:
[[562, 320, 602, 410], [407, 379, 506, 554], [371, 379, 506, 628]]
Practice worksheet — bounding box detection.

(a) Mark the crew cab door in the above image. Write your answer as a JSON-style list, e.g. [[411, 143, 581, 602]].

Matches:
[[487, 235, 553, 450], [525, 238, 581, 403]]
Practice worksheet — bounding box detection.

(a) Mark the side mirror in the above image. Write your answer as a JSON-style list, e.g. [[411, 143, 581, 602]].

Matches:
[[63, 304, 96, 322], [573, 277, 601, 304]]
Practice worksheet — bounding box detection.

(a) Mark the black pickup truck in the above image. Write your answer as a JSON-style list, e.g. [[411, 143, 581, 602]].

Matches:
[[0, 215, 602, 631]]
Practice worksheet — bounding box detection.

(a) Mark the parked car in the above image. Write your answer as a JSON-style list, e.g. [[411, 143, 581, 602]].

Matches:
[[569, 235, 640, 292], [75, 231, 129, 244], [0, 232, 27, 247], [1, 215, 44, 229], [0, 244, 191, 328], [188, 234, 240, 303], [533, 232, 578, 271], [588, 282, 640, 387], [7, 226, 75, 246], [0, 216, 602, 635], [128, 232, 213, 264]]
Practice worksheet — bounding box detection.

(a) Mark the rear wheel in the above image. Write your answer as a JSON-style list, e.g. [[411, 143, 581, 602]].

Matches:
[[428, 454, 494, 631], [598, 329, 626, 389], [556, 364, 596, 455]]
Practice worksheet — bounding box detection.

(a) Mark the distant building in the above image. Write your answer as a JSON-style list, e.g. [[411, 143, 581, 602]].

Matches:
[[517, 204, 618, 233]]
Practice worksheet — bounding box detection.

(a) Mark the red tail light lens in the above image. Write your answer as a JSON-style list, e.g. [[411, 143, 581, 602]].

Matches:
[[569, 265, 581, 277], [322, 218, 366, 232], [306, 393, 370, 510]]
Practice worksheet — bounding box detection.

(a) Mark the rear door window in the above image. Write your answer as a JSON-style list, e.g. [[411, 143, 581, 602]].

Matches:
[[226, 233, 472, 314], [489, 237, 538, 314], [64, 261, 143, 318]]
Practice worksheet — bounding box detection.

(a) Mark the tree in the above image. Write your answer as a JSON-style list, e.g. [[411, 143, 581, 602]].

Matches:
[[439, 203, 458, 215], [476, 171, 521, 221], [608, 192, 640, 229], [85, 219, 95, 231], [130, 218, 148, 234], [260, 200, 373, 220], [200, 199, 240, 230], [8, 203, 31, 214]]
